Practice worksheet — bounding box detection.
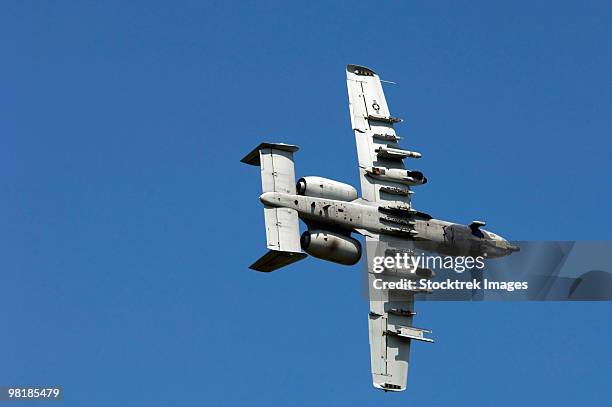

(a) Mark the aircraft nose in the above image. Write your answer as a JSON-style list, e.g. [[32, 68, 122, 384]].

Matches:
[[504, 240, 520, 253]]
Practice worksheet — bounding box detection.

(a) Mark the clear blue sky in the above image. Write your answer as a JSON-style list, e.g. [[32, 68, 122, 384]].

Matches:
[[2, 1, 611, 405]]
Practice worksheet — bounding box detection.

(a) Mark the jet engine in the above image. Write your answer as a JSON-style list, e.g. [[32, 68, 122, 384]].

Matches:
[[296, 176, 358, 202], [300, 230, 362, 265]]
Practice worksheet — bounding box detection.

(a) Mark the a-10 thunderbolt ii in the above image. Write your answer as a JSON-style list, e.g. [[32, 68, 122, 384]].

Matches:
[[241, 64, 519, 391]]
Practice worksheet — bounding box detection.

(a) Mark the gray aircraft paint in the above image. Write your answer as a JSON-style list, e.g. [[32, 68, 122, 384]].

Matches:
[[242, 65, 518, 392]]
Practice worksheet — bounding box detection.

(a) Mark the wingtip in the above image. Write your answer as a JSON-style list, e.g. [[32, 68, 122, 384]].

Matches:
[[373, 382, 406, 392], [347, 64, 377, 76]]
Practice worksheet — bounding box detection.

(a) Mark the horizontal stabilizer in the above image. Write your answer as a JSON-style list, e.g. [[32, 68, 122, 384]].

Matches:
[[242, 141, 307, 272], [249, 250, 307, 272]]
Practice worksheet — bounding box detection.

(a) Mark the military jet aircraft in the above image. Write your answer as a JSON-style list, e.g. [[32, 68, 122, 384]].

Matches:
[[241, 64, 518, 391]]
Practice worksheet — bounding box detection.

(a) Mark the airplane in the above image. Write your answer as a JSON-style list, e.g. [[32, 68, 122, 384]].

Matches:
[[241, 64, 519, 391]]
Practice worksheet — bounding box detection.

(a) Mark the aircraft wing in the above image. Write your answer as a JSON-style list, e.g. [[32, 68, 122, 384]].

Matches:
[[346, 64, 412, 207], [347, 65, 432, 391], [364, 233, 434, 391]]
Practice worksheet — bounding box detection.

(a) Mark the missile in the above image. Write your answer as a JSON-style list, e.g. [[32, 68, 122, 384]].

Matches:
[[372, 133, 401, 142], [365, 166, 427, 186], [376, 146, 422, 159]]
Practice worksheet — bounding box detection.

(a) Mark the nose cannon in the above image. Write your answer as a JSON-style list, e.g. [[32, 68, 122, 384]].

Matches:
[[505, 243, 520, 253], [482, 237, 520, 258]]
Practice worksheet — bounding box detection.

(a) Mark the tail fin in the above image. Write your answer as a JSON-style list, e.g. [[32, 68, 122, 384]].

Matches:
[[241, 143, 307, 272]]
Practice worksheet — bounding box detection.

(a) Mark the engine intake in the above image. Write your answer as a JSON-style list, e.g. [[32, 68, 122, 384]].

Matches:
[[296, 176, 358, 202], [300, 230, 361, 266]]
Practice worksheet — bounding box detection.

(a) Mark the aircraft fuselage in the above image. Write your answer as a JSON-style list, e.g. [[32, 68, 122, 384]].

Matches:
[[260, 191, 518, 259]]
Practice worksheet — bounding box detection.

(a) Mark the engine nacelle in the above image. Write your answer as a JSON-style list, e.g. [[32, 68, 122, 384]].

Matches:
[[296, 176, 358, 202], [300, 230, 362, 266]]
